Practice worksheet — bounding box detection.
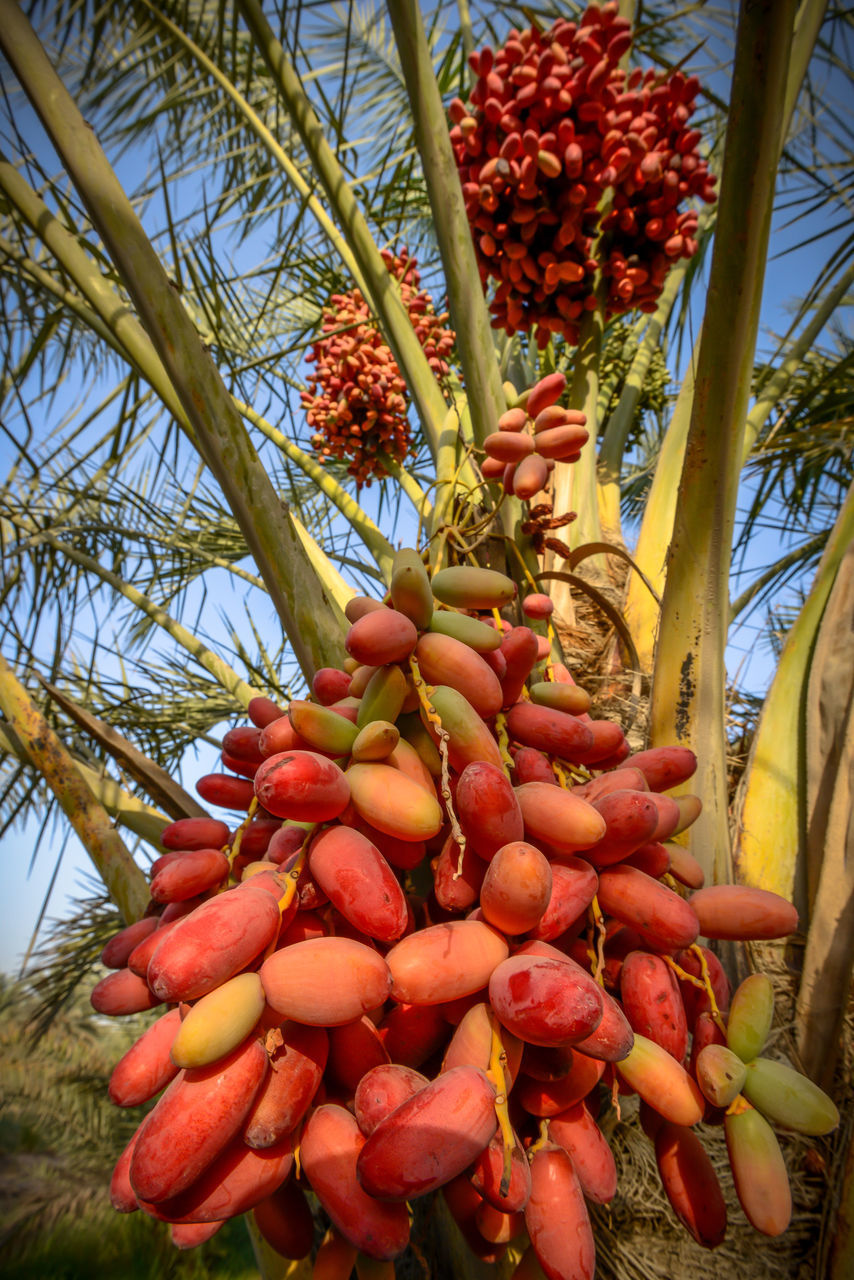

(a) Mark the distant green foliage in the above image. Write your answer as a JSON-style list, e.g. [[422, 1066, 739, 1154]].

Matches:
[[0, 976, 257, 1279], [600, 321, 671, 438]]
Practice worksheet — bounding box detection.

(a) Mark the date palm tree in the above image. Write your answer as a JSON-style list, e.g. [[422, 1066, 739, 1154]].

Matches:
[[0, 2, 851, 1277]]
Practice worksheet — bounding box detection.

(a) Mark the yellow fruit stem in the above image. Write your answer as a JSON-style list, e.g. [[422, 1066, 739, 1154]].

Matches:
[[726, 1093, 753, 1118], [551, 759, 571, 788], [227, 797, 259, 869], [486, 1012, 515, 1198], [609, 1073, 623, 1122], [691, 943, 727, 1034], [664, 948, 727, 1035], [407, 655, 467, 868], [527, 1119, 552, 1160], [551, 758, 589, 787], [587, 894, 607, 987], [493, 714, 515, 774], [277, 832, 316, 916]]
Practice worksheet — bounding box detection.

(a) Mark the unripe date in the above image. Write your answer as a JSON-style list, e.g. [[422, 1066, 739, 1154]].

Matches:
[[170, 972, 266, 1069], [742, 1057, 839, 1135], [548, 1101, 618, 1204], [429, 609, 503, 653], [514, 782, 606, 855], [456, 762, 525, 860], [300, 1105, 410, 1259], [356, 1066, 498, 1200], [288, 699, 359, 755], [597, 864, 699, 952], [386, 920, 509, 1005], [655, 1122, 727, 1247], [109, 1007, 182, 1107], [430, 565, 516, 610], [695, 1044, 747, 1109], [688, 885, 798, 941], [309, 825, 408, 942], [260, 937, 392, 1026], [129, 1036, 268, 1203], [529, 680, 590, 715], [725, 1103, 791, 1236], [727, 973, 775, 1062], [147, 885, 281, 1003], [390, 548, 433, 630], [254, 750, 350, 822], [489, 953, 603, 1047], [525, 1143, 595, 1280], [357, 665, 408, 728], [244, 1022, 328, 1148]]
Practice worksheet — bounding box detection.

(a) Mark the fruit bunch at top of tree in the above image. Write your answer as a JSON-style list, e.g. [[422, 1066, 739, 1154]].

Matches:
[[448, 2, 717, 348], [301, 248, 454, 485]]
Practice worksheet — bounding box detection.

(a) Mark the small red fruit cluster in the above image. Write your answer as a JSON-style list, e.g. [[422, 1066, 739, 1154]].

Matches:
[[448, 2, 717, 348], [301, 248, 454, 485], [482, 370, 588, 499]]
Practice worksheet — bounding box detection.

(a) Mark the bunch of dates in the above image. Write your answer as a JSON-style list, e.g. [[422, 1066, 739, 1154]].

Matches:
[[301, 247, 454, 485], [93, 558, 837, 1278], [449, 2, 717, 347], [480, 369, 589, 497]]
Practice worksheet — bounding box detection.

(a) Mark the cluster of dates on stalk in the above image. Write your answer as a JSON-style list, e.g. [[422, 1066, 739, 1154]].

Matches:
[[93, 530, 837, 1277], [480, 368, 590, 498], [301, 247, 455, 485], [449, 2, 717, 347]]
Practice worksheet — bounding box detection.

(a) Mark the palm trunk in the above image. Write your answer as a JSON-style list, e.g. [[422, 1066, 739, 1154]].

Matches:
[[732, 484, 854, 904], [648, 0, 798, 889]]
